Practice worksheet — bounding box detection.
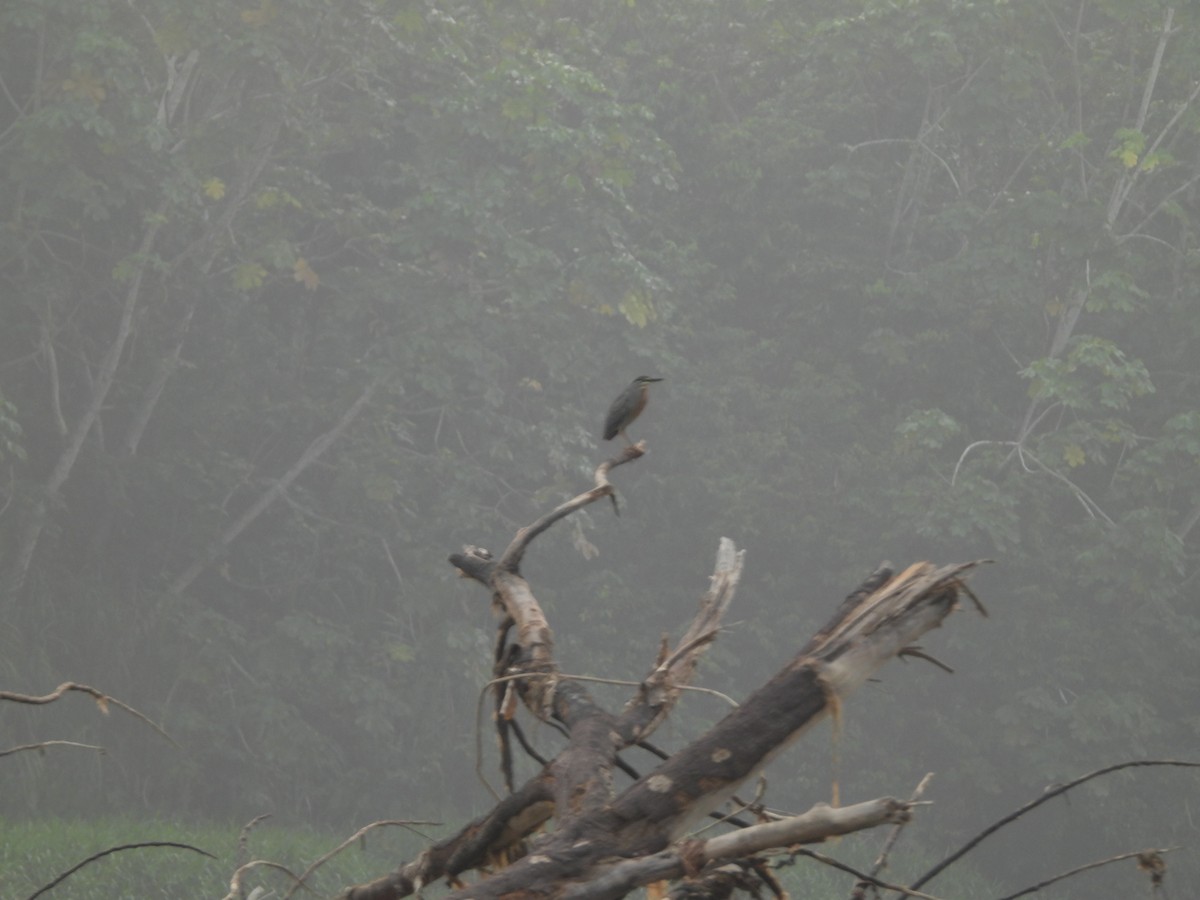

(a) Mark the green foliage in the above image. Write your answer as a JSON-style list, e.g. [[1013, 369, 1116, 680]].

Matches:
[[0, 0, 689, 826], [895, 408, 962, 451], [1023, 336, 1154, 412], [2, 0, 1200, 893]]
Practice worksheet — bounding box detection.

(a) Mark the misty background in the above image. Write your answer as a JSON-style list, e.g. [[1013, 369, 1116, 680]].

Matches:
[[1, 0, 1198, 895]]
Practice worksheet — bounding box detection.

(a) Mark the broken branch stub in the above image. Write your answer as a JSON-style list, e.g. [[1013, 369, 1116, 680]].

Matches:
[[340, 556, 984, 900], [412, 457, 987, 900], [606, 561, 981, 853]]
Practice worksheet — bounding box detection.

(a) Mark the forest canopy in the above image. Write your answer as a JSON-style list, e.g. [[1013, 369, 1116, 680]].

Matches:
[[2, 0, 1199, 895]]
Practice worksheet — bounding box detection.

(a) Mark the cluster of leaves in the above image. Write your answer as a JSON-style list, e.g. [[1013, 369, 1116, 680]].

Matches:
[[0, 0, 684, 822]]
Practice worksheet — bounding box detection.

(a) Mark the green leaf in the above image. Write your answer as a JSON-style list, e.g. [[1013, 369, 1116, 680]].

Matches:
[[232, 262, 267, 291], [617, 290, 655, 328]]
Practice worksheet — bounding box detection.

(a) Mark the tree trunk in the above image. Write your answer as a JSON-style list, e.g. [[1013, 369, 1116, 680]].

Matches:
[[166, 377, 379, 596], [5, 212, 165, 596], [341, 449, 984, 900]]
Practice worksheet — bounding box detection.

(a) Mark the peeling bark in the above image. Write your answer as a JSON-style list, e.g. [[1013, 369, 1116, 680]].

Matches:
[[342, 449, 983, 900]]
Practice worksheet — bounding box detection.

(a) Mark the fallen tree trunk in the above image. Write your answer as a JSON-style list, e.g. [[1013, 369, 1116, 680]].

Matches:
[[341, 448, 984, 900]]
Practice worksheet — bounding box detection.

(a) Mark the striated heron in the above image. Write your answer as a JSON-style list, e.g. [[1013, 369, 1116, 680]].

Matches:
[[602, 375, 663, 446]]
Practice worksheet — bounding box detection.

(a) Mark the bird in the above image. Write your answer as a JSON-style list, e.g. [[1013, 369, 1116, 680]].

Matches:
[[603, 375, 663, 446]]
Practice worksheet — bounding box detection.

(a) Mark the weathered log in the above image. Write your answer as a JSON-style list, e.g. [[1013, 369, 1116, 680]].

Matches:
[[605, 561, 976, 853], [413, 562, 978, 900], [341, 555, 981, 900], [343, 537, 746, 900], [347, 443, 983, 900]]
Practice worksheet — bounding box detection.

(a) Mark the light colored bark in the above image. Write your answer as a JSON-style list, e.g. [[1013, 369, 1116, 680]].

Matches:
[[7, 213, 165, 593], [167, 377, 379, 596]]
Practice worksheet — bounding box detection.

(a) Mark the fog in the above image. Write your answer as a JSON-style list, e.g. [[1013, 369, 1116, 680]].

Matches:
[[1, 1, 1197, 896]]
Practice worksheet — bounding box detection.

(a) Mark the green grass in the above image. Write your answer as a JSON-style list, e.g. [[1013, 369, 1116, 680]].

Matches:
[[1, 816, 1020, 900], [0, 816, 422, 899]]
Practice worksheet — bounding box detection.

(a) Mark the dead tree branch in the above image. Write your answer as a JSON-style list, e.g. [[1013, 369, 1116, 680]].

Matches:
[[283, 821, 440, 900], [342, 557, 982, 900], [0, 739, 106, 759], [26, 842, 215, 900], [341, 775, 556, 899], [7, 208, 166, 593], [558, 799, 918, 900], [220, 860, 304, 900], [167, 376, 380, 596], [235, 814, 273, 869], [787, 848, 943, 900], [0, 681, 175, 746], [348, 445, 985, 900], [851, 773, 935, 899], [995, 847, 1177, 900], [910, 759, 1200, 891]]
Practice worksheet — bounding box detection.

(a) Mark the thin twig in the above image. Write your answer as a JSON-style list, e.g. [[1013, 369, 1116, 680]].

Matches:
[[910, 760, 1200, 890], [956, 579, 989, 618], [1116, 167, 1200, 245], [508, 717, 551, 767], [852, 774, 934, 900], [473, 666, 738, 798], [995, 847, 1177, 900], [1016, 446, 1115, 526], [786, 848, 944, 900], [951, 440, 1014, 486], [475, 673, 541, 799], [220, 860, 305, 900], [236, 814, 272, 868], [690, 776, 768, 836], [844, 138, 961, 196], [0, 739, 105, 758], [380, 536, 405, 590], [283, 821, 441, 900], [897, 647, 954, 673], [1104, 9, 1185, 228], [496, 446, 643, 572], [27, 842, 215, 900], [0, 682, 177, 746], [561, 672, 739, 708]]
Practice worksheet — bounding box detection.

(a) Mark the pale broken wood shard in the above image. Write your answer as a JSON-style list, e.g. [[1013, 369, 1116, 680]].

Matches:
[[404, 451, 987, 900]]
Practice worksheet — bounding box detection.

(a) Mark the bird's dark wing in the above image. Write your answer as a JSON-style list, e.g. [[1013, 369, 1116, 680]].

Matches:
[[602, 400, 623, 440]]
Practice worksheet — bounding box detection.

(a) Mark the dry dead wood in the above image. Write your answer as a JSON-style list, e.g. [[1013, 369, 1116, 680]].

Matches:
[[342, 450, 984, 900], [27, 842, 215, 900], [910, 759, 1200, 893], [0, 681, 175, 745]]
